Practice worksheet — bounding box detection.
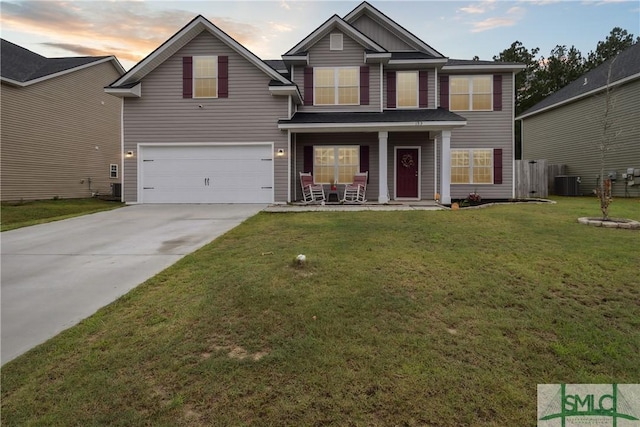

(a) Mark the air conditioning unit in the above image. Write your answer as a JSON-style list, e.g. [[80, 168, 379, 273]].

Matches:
[[554, 176, 580, 196]]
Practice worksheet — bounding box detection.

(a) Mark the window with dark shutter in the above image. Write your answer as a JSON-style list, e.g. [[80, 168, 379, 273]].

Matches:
[[183, 57, 193, 98], [360, 66, 369, 105], [387, 71, 396, 108], [493, 75, 502, 111], [419, 70, 428, 108], [493, 148, 503, 184], [439, 75, 449, 109], [304, 67, 313, 106], [218, 56, 228, 98]]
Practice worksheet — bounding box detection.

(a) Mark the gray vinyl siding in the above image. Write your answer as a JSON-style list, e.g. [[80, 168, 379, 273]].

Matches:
[[1, 62, 122, 201], [387, 133, 435, 200], [447, 72, 515, 200], [122, 31, 289, 203], [293, 133, 379, 201], [521, 78, 640, 198], [382, 68, 437, 109], [350, 14, 414, 51], [294, 31, 381, 112]]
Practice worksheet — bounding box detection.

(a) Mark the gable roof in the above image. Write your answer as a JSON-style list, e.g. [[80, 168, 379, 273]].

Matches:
[[109, 15, 292, 88], [518, 42, 640, 120], [1, 39, 124, 87], [283, 14, 386, 56], [343, 1, 444, 58]]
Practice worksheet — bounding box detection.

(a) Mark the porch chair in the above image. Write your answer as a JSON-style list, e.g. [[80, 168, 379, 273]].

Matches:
[[299, 172, 326, 203], [342, 171, 368, 203]]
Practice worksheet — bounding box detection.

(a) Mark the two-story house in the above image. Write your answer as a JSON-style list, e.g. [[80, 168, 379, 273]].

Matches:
[[106, 2, 523, 205]]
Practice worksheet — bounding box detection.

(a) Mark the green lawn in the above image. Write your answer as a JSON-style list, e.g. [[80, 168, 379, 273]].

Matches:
[[1, 198, 124, 231], [2, 197, 639, 426]]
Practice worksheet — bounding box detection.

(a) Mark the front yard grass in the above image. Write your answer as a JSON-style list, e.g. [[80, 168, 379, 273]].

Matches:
[[1, 198, 124, 231], [2, 197, 639, 426]]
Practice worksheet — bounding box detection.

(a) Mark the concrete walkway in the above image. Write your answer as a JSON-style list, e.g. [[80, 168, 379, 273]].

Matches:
[[1, 204, 265, 365], [264, 201, 446, 212]]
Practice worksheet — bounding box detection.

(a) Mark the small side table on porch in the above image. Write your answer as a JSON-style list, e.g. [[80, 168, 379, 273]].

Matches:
[[326, 188, 341, 203]]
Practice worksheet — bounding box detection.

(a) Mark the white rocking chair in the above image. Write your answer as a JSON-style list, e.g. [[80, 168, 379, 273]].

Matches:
[[299, 172, 325, 203], [342, 172, 368, 203]]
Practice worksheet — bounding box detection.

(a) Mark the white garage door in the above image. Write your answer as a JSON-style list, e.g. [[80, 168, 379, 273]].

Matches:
[[140, 144, 273, 203]]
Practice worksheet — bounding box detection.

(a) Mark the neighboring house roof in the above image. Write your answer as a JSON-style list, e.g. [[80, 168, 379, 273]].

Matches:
[[1, 39, 124, 87], [108, 15, 293, 89], [517, 42, 640, 120]]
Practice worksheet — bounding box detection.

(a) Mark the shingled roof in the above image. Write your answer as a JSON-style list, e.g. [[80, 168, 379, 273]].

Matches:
[[518, 42, 640, 119], [1, 39, 123, 86]]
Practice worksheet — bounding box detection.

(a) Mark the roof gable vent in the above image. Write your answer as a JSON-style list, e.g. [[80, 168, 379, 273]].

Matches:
[[330, 33, 343, 51]]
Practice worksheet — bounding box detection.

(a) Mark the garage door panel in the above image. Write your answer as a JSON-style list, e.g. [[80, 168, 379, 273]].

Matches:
[[140, 145, 273, 204]]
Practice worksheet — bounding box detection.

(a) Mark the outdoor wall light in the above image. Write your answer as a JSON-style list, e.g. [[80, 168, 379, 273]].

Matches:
[[125, 151, 134, 158], [276, 149, 285, 157]]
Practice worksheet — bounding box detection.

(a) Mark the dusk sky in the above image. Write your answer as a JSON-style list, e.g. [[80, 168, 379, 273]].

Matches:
[[1, 0, 639, 70]]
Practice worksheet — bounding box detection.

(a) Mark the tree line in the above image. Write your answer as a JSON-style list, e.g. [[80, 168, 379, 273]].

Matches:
[[492, 27, 638, 158]]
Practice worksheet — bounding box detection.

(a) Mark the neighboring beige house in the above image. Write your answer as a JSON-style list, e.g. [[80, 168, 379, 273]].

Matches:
[[1, 39, 124, 201], [518, 42, 640, 198], [106, 2, 523, 205]]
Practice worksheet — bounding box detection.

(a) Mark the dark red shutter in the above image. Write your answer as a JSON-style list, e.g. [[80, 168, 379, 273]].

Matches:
[[439, 75, 449, 109], [182, 56, 193, 98], [387, 71, 396, 108], [304, 67, 313, 106], [360, 66, 369, 105], [494, 148, 503, 184], [360, 145, 369, 182], [419, 70, 428, 108], [493, 75, 502, 111], [303, 146, 313, 173], [218, 56, 228, 98]]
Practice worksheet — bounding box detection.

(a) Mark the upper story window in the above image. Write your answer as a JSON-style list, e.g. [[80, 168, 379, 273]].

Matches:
[[314, 67, 359, 105], [330, 33, 343, 51], [450, 76, 492, 111], [397, 71, 418, 108], [193, 56, 218, 98]]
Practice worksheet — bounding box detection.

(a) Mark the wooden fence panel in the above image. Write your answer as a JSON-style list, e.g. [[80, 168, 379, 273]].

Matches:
[[515, 159, 548, 198]]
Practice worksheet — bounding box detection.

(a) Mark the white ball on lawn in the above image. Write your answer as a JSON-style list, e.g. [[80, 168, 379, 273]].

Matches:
[[296, 254, 306, 262]]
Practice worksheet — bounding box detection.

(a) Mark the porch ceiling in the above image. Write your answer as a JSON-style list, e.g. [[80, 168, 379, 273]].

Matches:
[[278, 109, 466, 133]]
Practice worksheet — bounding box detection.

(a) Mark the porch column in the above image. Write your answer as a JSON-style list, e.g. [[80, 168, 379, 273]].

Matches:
[[440, 130, 451, 204], [378, 131, 389, 203]]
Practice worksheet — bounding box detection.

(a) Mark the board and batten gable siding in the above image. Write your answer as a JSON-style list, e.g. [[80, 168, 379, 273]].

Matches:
[[349, 13, 414, 51], [294, 133, 380, 201], [445, 72, 514, 199], [122, 31, 289, 203], [294, 31, 381, 112], [387, 133, 436, 200], [383, 68, 436, 109], [522, 78, 640, 198], [1, 62, 122, 201]]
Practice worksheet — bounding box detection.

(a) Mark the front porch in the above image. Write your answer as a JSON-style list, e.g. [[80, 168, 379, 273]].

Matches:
[[265, 200, 445, 212], [279, 109, 466, 205]]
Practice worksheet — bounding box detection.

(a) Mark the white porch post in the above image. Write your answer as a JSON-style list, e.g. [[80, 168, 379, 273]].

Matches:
[[378, 131, 389, 203], [440, 130, 452, 205]]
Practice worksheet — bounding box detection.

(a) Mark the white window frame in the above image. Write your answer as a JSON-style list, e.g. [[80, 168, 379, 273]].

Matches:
[[313, 145, 360, 184], [449, 75, 492, 112], [193, 55, 218, 99], [109, 163, 118, 179], [396, 71, 419, 109], [450, 148, 493, 184], [313, 67, 360, 106], [330, 33, 343, 51]]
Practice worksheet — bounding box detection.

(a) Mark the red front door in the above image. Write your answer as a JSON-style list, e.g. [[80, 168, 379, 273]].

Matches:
[[396, 148, 419, 198]]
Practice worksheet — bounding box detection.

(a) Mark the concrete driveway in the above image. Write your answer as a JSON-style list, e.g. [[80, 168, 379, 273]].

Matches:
[[1, 204, 265, 365]]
